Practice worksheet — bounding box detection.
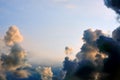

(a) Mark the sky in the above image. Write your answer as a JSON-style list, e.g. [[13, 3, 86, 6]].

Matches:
[[0, 0, 119, 65]]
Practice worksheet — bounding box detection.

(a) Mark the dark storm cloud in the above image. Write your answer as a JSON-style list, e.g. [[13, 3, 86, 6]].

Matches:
[[73, 29, 105, 80], [63, 57, 78, 74], [73, 26, 120, 80], [104, 0, 120, 22], [104, 0, 120, 14], [96, 35, 120, 80], [75, 60, 97, 80], [62, 29, 106, 80], [62, 57, 78, 80], [62, 26, 120, 80], [76, 29, 105, 61], [112, 27, 120, 42], [102, 2, 120, 80]]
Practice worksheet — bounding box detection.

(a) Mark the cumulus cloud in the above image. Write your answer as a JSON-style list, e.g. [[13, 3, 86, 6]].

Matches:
[[76, 29, 105, 61], [60, 28, 108, 80], [4, 25, 23, 46], [1, 44, 27, 71], [62, 57, 78, 80], [36, 66, 53, 80], [96, 34, 120, 80], [0, 26, 42, 80], [67, 3, 120, 80], [62, 26, 120, 80]]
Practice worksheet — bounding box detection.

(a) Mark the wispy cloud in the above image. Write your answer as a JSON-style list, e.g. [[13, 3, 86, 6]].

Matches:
[[52, 0, 78, 9], [65, 4, 77, 9], [52, 0, 68, 3]]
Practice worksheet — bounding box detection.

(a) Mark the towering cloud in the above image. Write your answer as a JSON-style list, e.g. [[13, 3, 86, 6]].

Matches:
[[0, 26, 41, 80], [0, 26, 31, 80], [4, 26, 23, 46], [62, 27, 120, 80], [76, 29, 105, 61], [61, 26, 120, 80], [61, 29, 107, 80]]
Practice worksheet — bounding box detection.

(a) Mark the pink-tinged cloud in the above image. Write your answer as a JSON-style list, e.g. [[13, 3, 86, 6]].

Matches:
[[4, 25, 23, 46]]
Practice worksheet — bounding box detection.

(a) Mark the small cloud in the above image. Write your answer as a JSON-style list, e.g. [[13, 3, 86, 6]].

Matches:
[[65, 4, 77, 9], [65, 46, 73, 55]]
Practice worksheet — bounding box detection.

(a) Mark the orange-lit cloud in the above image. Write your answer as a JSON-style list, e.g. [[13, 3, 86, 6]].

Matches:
[[4, 25, 23, 46]]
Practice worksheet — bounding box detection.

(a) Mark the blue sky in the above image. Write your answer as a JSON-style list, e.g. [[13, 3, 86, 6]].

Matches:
[[0, 0, 119, 65]]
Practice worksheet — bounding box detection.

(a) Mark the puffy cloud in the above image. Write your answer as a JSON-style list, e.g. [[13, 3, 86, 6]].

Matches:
[[1, 44, 27, 71], [76, 29, 105, 61], [61, 29, 108, 80], [4, 25, 23, 46], [36, 66, 53, 80], [0, 25, 56, 80]]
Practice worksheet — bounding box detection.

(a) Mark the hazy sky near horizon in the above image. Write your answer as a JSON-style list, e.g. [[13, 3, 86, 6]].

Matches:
[[0, 0, 119, 65]]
